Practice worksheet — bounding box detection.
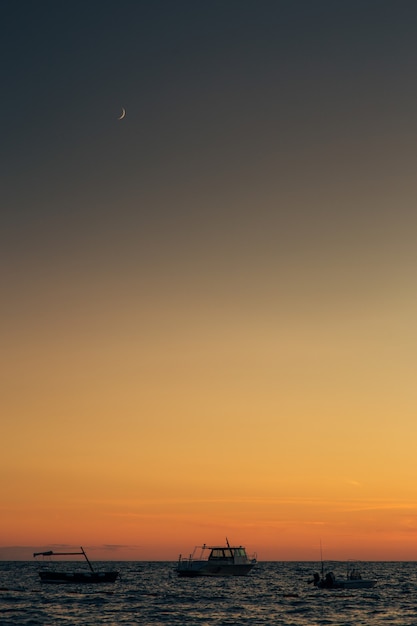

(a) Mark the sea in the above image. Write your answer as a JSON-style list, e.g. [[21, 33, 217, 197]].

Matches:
[[1, 561, 416, 625]]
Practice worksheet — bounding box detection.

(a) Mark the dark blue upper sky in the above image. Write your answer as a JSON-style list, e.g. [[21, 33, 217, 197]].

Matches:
[[2, 0, 417, 275]]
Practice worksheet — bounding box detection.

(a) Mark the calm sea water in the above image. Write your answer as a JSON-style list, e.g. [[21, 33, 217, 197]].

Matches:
[[0, 561, 416, 625]]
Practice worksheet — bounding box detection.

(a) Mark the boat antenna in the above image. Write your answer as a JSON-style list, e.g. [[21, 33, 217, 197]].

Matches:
[[320, 539, 324, 578], [226, 537, 230, 548]]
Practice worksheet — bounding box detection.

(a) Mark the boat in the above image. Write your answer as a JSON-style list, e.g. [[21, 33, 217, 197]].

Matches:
[[310, 565, 377, 590], [33, 547, 119, 584], [176, 539, 257, 577]]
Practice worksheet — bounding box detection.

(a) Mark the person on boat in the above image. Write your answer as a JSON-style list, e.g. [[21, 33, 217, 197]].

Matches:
[[322, 572, 337, 588], [348, 568, 362, 580]]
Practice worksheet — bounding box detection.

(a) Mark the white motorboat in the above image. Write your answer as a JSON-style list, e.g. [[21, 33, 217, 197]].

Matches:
[[311, 565, 377, 589], [176, 540, 257, 577]]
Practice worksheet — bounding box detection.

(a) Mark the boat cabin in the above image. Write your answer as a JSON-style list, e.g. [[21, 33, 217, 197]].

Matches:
[[209, 546, 250, 563]]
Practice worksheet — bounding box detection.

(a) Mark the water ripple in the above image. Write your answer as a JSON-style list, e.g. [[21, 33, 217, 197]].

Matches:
[[1, 561, 417, 625]]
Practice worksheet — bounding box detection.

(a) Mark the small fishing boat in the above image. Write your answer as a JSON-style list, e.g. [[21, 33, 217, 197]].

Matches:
[[33, 547, 119, 584], [310, 565, 377, 590], [176, 539, 257, 577]]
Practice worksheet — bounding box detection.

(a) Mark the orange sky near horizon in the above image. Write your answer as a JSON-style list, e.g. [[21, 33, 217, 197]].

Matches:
[[3, 1, 417, 562]]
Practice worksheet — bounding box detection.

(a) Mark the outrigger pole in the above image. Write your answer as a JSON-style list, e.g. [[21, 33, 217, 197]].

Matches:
[[33, 547, 95, 573]]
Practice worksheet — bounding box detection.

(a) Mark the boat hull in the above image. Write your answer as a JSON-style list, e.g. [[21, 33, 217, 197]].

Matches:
[[177, 562, 256, 577], [331, 579, 376, 590], [38, 571, 119, 584]]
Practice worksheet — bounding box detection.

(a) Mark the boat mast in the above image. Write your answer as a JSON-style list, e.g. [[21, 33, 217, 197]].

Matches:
[[80, 547, 95, 573], [226, 537, 233, 555]]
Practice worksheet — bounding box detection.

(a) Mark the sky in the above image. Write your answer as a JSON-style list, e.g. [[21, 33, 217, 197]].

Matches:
[[2, 0, 417, 561]]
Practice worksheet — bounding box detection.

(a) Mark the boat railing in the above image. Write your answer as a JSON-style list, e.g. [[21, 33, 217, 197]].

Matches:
[[177, 554, 197, 569]]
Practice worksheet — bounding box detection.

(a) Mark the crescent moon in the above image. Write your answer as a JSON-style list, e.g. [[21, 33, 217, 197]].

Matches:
[[118, 107, 126, 120]]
